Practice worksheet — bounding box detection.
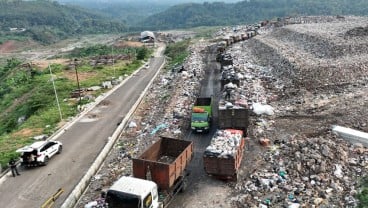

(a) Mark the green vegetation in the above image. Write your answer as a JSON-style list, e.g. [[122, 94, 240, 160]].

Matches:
[[164, 39, 191, 67], [68, 44, 140, 58], [0, 0, 125, 44], [0, 43, 151, 169], [139, 0, 368, 30], [358, 177, 368, 207], [0, 35, 28, 44], [192, 26, 223, 39]]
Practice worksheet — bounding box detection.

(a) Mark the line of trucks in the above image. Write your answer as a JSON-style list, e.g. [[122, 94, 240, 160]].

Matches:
[[103, 95, 249, 208], [101, 20, 261, 208], [104, 99, 249, 208]]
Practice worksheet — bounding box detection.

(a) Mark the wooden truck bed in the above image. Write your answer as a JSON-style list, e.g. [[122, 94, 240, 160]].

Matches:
[[132, 136, 193, 190], [203, 129, 245, 181]]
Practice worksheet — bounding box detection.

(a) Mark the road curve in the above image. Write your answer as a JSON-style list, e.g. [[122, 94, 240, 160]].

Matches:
[[0, 51, 165, 208]]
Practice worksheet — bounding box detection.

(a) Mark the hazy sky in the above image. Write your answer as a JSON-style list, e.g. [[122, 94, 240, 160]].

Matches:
[[59, 0, 241, 3]]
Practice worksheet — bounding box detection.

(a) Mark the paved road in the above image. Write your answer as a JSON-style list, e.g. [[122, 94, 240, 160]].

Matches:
[[0, 54, 165, 208]]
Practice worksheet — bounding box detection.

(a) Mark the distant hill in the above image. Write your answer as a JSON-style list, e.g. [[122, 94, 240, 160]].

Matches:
[[60, 1, 170, 26], [0, 0, 126, 43], [138, 0, 368, 30]]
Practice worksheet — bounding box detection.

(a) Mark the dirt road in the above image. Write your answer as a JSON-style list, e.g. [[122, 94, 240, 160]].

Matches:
[[169, 47, 234, 208]]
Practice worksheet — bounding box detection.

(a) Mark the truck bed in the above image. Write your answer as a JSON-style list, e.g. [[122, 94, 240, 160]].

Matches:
[[203, 129, 245, 181], [132, 136, 193, 190], [218, 107, 249, 132]]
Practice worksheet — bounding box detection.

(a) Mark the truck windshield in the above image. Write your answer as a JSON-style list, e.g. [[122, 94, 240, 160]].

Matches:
[[192, 113, 208, 122], [106, 190, 140, 208]]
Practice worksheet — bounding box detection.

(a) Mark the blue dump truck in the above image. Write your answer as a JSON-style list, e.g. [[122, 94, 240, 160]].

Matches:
[[191, 97, 213, 133]]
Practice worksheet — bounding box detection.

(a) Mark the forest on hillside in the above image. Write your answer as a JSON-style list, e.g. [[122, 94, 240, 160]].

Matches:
[[0, 0, 125, 44], [137, 0, 368, 30], [1, 0, 367, 43]]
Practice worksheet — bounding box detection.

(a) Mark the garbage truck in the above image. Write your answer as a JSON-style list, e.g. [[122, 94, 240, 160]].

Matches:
[[191, 97, 213, 133], [203, 129, 245, 181], [105, 136, 194, 208]]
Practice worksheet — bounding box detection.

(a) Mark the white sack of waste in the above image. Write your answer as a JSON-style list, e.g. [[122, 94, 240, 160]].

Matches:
[[334, 164, 343, 178], [128, 121, 137, 128], [252, 103, 274, 115]]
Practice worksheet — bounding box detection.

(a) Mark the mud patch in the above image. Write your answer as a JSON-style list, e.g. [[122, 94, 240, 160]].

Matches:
[[114, 41, 144, 48], [12, 128, 43, 138], [79, 114, 100, 123], [97, 100, 111, 108], [63, 70, 98, 82], [32, 59, 69, 69], [0, 40, 16, 53]]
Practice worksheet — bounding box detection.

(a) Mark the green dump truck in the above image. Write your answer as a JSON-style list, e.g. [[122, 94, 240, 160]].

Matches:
[[191, 97, 213, 133]]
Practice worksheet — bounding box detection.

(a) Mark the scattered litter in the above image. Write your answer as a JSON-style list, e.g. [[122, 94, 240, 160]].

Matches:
[[128, 121, 137, 128]]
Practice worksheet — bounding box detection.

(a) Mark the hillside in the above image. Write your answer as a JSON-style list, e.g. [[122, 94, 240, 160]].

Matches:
[[139, 0, 368, 30], [0, 0, 126, 44], [0, 39, 151, 167]]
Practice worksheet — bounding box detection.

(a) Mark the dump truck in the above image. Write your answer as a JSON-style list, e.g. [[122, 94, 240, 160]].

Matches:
[[191, 97, 213, 133], [203, 129, 245, 181], [105, 136, 193, 208]]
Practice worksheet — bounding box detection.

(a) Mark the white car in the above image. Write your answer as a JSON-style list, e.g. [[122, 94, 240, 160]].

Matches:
[[16, 140, 62, 166]]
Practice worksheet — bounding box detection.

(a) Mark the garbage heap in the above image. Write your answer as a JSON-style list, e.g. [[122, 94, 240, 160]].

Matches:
[[204, 129, 244, 158], [220, 16, 368, 207], [231, 134, 368, 208]]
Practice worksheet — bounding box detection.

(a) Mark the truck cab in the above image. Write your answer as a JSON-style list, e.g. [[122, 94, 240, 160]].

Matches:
[[106, 176, 161, 208]]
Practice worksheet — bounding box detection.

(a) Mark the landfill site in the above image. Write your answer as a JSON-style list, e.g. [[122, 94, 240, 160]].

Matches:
[[77, 15, 368, 208]]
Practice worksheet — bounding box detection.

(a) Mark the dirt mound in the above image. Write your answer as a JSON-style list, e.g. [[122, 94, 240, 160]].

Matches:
[[32, 59, 69, 69], [0, 40, 16, 53], [114, 41, 143, 48]]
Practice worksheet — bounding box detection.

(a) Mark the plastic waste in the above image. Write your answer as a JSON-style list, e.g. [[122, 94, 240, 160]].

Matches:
[[334, 164, 343, 178], [150, 124, 167, 135], [252, 103, 274, 115], [128, 121, 137, 128]]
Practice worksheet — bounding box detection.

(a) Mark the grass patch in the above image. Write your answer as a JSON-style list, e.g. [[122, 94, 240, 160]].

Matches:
[[357, 176, 368, 208], [191, 26, 223, 39], [164, 39, 191, 67], [0, 35, 28, 44], [0, 43, 150, 168]]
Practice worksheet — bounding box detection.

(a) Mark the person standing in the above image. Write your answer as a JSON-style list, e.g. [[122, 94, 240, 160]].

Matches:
[[9, 159, 20, 177]]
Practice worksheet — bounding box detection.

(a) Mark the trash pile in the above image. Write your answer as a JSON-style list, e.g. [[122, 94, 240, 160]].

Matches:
[[225, 16, 368, 207], [75, 40, 208, 208], [231, 134, 368, 208], [247, 16, 368, 93], [204, 129, 244, 158]]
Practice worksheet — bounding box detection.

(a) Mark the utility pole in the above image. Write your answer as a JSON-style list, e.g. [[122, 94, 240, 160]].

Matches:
[[48, 65, 62, 121], [74, 59, 82, 104], [112, 44, 115, 78]]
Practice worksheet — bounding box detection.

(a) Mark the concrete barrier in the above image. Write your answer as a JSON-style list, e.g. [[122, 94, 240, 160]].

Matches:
[[332, 125, 368, 147]]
